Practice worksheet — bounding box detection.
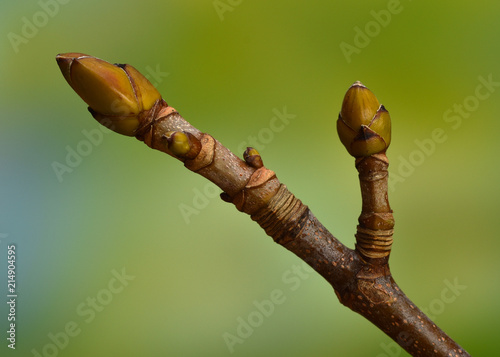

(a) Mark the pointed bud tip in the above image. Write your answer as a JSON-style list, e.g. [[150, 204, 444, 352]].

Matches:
[[56, 53, 92, 73], [351, 80, 366, 88], [56, 52, 91, 61]]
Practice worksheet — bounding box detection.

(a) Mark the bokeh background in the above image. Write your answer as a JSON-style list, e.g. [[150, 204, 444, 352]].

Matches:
[[1, 0, 498, 356]]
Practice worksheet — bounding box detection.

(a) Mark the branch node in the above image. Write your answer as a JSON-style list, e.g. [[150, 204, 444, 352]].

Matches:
[[230, 167, 277, 212], [184, 134, 216, 172], [246, 167, 276, 189], [355, 226, 394, 259], [251, 184, 309, 245]]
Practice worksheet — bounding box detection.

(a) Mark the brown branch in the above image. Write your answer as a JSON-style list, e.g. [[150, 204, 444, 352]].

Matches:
[[55, 53, 471, 357], [140, 101, 469, 357], [355, 154, 394, 261]]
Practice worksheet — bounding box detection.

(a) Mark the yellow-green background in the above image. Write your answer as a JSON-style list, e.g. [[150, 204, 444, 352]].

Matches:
[[1, 0, 498, 356]]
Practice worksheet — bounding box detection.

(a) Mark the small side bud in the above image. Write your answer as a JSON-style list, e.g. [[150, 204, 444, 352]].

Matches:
[[164, 131, 201, 159], [243, 147, 263, 168], [337, 81, 391, 157], [56, 53, 162, 136], [220, 192, 232, 203]]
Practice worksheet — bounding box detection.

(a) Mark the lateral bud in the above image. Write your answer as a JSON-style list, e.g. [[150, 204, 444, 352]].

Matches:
[[163, 131, 201, 159], [243, 147, 264, 168]]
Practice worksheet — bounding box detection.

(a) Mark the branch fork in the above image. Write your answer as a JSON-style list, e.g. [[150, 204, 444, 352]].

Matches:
[[55, 53, 470, 357]]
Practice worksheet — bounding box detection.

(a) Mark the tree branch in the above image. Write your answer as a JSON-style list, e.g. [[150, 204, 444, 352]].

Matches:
[[55, 53, 471, 357]]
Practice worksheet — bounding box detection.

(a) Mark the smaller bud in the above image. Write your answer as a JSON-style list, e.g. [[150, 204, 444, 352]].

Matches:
[[337, 81, 391, 157], [56, 53, 162, 136], [220, 192, 232, 203], [164, 131, 201, 159], [243, 147, 263, 168]]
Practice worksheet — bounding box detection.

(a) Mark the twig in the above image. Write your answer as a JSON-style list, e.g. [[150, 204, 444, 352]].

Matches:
[[55, 53, 471, 357]]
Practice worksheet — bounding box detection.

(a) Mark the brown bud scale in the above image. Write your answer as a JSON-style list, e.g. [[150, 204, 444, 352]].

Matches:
[[184, 134, 215, 171]]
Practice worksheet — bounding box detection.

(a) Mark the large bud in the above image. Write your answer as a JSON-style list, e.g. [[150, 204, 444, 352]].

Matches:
[[337, 81, 391, 157], [56, 53, 162, 136]]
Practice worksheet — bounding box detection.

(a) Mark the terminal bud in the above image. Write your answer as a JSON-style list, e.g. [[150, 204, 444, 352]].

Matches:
[[337, 81, 391, 157], [56, 53, 162, 136]]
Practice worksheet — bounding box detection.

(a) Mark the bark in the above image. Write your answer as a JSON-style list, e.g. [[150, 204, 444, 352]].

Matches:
[[132, 99, 470, 357]]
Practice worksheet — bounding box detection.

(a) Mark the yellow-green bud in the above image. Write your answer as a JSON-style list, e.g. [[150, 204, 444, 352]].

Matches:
[[164, 131, 201, 159], [337, 81, 391, 157], [165, 131, 191, 156], [56, 53, 162, 136]]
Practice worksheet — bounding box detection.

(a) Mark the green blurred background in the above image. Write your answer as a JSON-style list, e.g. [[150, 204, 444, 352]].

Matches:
[[1, 0, 498, 356]]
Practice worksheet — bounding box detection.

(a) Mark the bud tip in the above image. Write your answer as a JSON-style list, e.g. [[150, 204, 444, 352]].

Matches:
[[351, 80, 366, 88]]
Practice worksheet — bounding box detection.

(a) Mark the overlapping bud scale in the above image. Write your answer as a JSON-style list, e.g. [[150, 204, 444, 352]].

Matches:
[[337, 81, 391, 157], [56, 53, 162, 136]]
